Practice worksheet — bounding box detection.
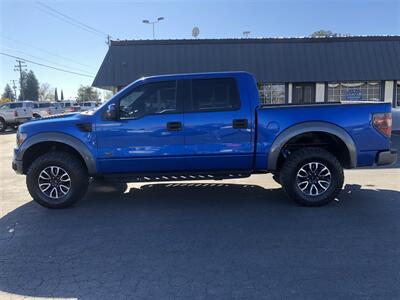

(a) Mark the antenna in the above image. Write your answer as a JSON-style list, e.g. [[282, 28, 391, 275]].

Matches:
[[243, 31, 251, 38], [192, 27, 200, 38]]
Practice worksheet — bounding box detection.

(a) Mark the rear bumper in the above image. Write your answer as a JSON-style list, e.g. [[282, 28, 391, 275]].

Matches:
[[376, 149, 398, 166]]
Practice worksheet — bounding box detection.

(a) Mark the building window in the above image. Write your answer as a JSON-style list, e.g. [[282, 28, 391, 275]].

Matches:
[[327, 82, 381, 102], [397, 82, 400, 107], [258, 83, 285, 104]]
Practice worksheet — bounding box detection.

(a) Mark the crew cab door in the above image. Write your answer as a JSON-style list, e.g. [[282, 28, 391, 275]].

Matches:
[[96, 80, 185, 173], [182, 77, 253, 171]]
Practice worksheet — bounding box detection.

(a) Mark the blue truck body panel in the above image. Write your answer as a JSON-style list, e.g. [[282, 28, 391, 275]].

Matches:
[[16, 71, 395, 177], [255, 103, 392, 169]]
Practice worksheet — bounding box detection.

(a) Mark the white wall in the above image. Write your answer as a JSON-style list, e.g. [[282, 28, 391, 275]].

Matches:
[[288, 83, 292, 103], [384, 81, 394, 103], [315, 83, 325, 102]]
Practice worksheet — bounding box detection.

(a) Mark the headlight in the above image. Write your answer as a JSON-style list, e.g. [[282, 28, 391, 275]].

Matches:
[[16, 132, 27, 147]]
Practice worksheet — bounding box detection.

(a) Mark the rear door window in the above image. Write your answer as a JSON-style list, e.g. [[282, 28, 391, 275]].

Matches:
[[190, 78, 240, 112]]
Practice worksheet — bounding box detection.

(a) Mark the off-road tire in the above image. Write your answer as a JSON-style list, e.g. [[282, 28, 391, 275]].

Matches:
[[280, 147, 344, 206], [27, 151, 89, 208]]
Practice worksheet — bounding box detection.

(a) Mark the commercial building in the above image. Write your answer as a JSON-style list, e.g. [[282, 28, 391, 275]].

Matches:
[[93, 36, 400, 108]]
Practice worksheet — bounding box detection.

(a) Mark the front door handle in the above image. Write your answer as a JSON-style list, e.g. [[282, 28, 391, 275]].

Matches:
[[167, 121, 182, 131], [232, 119, 248, 129]]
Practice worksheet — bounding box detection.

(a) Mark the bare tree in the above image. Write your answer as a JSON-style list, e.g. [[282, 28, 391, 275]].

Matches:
[[39, 83, 54, 101]]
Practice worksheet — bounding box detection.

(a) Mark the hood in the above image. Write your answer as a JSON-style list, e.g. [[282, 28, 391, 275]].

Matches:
[[19, 112, 94, 134]]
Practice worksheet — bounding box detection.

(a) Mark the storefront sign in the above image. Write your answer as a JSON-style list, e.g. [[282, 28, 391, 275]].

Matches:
[[346, 89, 362, 101]]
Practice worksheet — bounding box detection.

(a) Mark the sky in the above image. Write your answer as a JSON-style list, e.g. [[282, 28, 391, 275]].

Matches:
[[1, 0, 399, 100]]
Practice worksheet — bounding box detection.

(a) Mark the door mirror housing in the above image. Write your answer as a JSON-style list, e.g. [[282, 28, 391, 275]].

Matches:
[[103, 103, 117, 120]]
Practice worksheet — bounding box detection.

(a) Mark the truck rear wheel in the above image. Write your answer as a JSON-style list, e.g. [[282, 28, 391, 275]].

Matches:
[[26, 151, 89, 208], [280, 147, 344, 206]]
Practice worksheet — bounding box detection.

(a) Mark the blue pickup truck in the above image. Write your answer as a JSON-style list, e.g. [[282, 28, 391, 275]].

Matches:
[[13, 72, 397, 208]]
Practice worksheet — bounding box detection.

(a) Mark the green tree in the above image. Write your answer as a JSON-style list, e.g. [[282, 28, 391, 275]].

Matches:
[[61, 90, 64, 101], [76, 85, 100, 103], [2, 84, 15, 101], [310, 30, 339, 38], [55, 88, 59, 101], [21, 70, 39, 100]]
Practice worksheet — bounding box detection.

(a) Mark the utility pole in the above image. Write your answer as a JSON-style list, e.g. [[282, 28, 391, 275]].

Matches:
[[106, 34, 111, 47], [10, 80, 18, 101], [14, 59, 27, 100]]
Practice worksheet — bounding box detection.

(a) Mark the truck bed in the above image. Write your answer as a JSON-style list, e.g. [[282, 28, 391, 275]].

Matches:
[[255, 102, 392, 169]]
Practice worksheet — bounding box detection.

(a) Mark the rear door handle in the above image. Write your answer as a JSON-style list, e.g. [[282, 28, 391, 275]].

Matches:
[[232, 119, 248, 129], [167, 121, 182, 131]]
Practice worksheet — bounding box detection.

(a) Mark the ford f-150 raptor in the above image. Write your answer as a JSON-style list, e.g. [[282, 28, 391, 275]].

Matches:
[[12, 72, 397, 208]]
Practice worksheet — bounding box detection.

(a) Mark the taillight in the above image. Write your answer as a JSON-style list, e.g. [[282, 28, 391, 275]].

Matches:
[[373, 113, 392, 137], [14, 110, 18, 117]]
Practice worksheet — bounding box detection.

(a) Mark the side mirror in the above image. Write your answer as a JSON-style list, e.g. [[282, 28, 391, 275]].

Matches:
[[103, 103, 117, 120]]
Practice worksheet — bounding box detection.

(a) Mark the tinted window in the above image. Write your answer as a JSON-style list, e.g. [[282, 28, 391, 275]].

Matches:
[[119, 81, 177, 119], [39, 103, 50, 108], [10, 103, 23, 108], [191, 78, 240, 112]]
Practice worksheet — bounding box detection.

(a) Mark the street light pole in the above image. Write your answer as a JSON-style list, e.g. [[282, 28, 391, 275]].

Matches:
[[142, 17, 164, 39]]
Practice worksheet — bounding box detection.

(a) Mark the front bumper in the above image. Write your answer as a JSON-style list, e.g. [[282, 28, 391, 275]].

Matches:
[[12, 159, 23, 174], [15, 117, 32, 124], [376, 149, 398, 166], [12, 148, 24, 174]]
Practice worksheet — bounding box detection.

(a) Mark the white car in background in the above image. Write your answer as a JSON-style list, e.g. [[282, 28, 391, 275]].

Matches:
[[80, 101, 100, 111], [0, 101, 33, 132], [60, 101, 81, 113], [30, 101, 64, 118]]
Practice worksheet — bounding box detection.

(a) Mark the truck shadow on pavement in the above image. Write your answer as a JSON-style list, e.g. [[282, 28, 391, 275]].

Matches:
[[1, 183, 400, 299]]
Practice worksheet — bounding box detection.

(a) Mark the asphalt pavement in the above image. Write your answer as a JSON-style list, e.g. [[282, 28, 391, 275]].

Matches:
[[0, 130, 399, 300]]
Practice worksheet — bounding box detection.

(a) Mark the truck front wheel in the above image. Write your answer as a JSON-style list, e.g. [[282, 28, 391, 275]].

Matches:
[[26, 151, 89, 208], [280, 147, 344, 206]]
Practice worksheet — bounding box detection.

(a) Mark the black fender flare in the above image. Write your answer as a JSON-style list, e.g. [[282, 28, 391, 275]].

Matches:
[[18, 132, 97, 175], [267, 122, 357, 171]]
